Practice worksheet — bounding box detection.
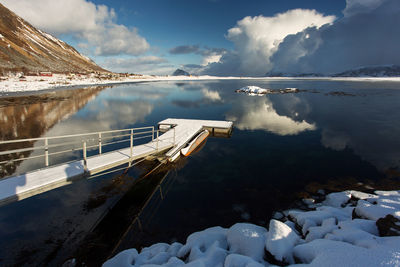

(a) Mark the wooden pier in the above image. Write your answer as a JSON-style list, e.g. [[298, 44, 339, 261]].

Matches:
[[0, 119, 233, 206]]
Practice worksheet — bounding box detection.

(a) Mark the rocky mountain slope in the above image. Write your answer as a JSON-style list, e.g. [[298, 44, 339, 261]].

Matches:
[[172, 69, 190, 76], [0, 3, 107, 74]]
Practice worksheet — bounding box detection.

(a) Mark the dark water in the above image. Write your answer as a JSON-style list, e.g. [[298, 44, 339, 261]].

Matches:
[[0, 79, 400, 266]]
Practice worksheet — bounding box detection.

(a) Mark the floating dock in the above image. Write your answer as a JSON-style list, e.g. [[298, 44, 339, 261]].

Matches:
[[0, 118, 233, 206]]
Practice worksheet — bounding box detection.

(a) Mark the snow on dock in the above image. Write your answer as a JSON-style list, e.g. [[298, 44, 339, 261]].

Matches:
[[158, 118, 233, 159], [0, 118, 233, 206]]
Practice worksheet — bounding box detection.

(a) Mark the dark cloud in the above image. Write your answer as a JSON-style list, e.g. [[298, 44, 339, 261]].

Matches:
[[169, 45, 200, 54], [198, 47, 228, 56], [271, 0, 400, 75], [183, 64, 203, 69]]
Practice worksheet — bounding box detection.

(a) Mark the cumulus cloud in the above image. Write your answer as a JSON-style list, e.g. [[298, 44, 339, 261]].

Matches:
[[199, 47, 227, 65], [226, 97, 316, 135], [100, 56, 173, 75], [169, 45, 227, 69], [0, 0, 149, 56], [203, 9, 335, 76], [271, 0, 400, 74]]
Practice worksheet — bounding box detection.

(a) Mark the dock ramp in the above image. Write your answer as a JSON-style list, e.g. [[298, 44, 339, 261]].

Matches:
[[0, 118, 233, 205]]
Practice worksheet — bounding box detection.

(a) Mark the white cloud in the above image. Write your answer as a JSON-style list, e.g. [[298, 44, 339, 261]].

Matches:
[[271, 0, 400, 75], [226, 97, 316, 135], [203, 9, 335, 76], [0, 0, 149, 56], [202, 53, 223, 65], [100, 56, 174, 75]]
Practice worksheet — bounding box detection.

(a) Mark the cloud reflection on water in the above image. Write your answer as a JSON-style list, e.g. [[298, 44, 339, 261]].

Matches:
[[226, 96, 316, 136]]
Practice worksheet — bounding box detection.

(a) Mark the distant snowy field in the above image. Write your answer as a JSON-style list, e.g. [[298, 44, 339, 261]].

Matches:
[[0, 74, 246, 93], [2, 75, 400, 94], [104, 189, 400, 267]]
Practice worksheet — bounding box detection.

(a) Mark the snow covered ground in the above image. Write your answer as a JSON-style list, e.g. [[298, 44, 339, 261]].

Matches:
[[0, 74, 245, 94], [104, 189, 400, 266], [2, 75, 400, 94]]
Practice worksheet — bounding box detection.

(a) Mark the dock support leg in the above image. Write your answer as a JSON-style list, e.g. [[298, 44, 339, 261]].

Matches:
[[44, 138, 49, 167], [98, 133, 102, 154], [83, 141, 88, 173], [129, 129, 133, 167], [137, 217, 143, 231], [159, 185, 164, 200], [156, 130, 159, 151]]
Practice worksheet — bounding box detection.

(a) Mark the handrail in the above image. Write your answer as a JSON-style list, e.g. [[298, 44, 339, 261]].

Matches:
[[0, 125, 178, 178], [0, 126, 154, 145]]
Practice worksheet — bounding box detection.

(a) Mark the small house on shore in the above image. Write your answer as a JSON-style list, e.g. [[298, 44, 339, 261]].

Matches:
[[40, 72, 53, 77]]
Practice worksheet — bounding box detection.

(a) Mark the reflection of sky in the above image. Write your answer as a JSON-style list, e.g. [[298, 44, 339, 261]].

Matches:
[[2, 79, 400, 264], [5, 79, 400, 173]]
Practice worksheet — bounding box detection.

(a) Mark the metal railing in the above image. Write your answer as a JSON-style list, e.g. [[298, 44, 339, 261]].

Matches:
[[0, 125, 177, 177]]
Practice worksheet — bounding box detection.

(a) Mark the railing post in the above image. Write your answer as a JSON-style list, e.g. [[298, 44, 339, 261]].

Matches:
[[44, 138, 49, 167], [129, 129, 133, 166], [152, 127, 154, 141], [156, 130, 159, 151], [98, 133, 102, 154], [83, 141, 88, 172], [173, 127, 176, 145]]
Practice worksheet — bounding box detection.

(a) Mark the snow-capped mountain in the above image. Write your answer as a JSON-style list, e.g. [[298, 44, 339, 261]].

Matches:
[[333, 65, 400, 77], [0, 3, 107, 74]]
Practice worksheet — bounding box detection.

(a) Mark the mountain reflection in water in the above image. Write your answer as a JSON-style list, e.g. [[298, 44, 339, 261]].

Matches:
[[0, 86, 105, 177]]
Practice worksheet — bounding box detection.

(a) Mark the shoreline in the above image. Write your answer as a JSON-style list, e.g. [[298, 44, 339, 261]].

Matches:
[[103, 188, 400, 266], [2, 75, 400, 97]]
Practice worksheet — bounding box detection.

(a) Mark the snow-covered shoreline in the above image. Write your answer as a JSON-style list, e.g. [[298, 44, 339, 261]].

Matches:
[[2, 74, 400, 95], [104, 189, 400, 266]]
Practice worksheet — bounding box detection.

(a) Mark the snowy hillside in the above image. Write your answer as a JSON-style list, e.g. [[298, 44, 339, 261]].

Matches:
[[0, 3, 107, 74]]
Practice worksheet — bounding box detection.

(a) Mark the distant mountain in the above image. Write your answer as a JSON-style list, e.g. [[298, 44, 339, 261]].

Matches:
[[172, 69, 190, 76], [333, 65, 400, 77], [266, 65, 400, 78], [265, 71, 323, 77], [0, 3, 107, 74]]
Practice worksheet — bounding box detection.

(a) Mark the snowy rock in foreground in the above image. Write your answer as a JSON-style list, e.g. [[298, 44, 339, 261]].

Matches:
[[227, 223, 267, 263], [266, 219, 299, 264], [104, 189, 400, 267]]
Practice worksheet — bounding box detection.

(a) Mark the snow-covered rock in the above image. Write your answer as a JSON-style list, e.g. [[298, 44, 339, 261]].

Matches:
[[323, 191, 351, 207], [226, 223, 267, 263], [177, 226, 228, 262], [235, 86, 270, 95], [104, 189, 400, 267], [266, 219, 299, 264]]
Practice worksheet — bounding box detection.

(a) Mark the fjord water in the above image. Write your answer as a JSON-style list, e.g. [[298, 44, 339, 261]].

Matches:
[[1, 79, 400, 265]]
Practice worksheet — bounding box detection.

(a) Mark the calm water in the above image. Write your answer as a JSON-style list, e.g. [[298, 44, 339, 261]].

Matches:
[[1, 79, 400, 266]]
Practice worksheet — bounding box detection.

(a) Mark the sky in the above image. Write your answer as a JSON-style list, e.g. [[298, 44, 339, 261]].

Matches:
[[1, 0, 399, 76]]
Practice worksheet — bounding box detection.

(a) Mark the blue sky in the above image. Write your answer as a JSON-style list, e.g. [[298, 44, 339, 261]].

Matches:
[[90, 0, 345, 68], [1, 0, 399, 75]]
